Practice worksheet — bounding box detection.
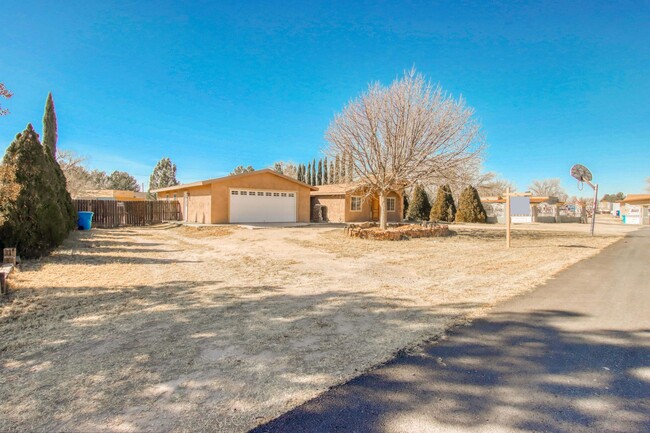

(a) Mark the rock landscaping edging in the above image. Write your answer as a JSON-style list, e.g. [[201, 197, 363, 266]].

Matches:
[[344, 222, 452, 240]]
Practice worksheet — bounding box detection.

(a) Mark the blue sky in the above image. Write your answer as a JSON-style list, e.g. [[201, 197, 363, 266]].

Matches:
[[1, 0, 648, 195]]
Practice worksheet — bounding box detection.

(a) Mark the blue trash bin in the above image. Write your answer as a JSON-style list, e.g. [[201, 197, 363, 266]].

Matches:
[[78, 211, 94, 230], [622, 215, 626, 224]]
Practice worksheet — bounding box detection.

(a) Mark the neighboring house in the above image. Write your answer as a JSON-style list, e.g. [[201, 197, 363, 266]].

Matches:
[[151, 169, 316, 224], [75, 189, 147, 201], [481, 196, 571, 223], [620, 194, 650, 225], [310, 183, 403, 223]]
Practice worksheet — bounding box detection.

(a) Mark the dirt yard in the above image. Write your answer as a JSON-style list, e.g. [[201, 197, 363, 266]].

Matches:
[[0, 218, 638, 432]]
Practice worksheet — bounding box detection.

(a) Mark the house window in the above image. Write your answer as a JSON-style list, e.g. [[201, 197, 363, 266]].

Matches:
[[281, 193, 287, 197], [273, 192, 280, 197], [387, 197, 396, 212], [173, 194, 177, 200], [266, 192, 272, 196], [288, 193, 295, 197], [241, 191, 247, 195], [257, 192, 264, 196], [231, 190, 239, 195], [165, 194, 169, 201], [351, 196, 362, 212]]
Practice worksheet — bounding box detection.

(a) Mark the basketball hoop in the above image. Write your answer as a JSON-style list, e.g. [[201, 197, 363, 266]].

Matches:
[[570, 164, 598, 236]]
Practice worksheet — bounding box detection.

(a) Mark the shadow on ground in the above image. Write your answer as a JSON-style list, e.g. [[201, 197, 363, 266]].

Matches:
[[252, 310, 650, 433]]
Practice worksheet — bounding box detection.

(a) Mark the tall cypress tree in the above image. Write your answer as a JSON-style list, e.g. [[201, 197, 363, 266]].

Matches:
[[347, 153, 354, 181], [430, 184, 457, 222], [323, 157, 328, 185], [43, 92, 57, 158], [41, 93, 75, 231], [329, 160, 335, 185], [307, 162, 312, 185], [312, 159, 316, 185], [317, 159, 323, 186], [334, 155, 340, 184]]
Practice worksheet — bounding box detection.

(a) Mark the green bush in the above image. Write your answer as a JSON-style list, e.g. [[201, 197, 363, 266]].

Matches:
[[406, 184, 431, 221], [0, 124, 75, 258], [455, 185, 487, 223], [430, 184, 456, 222]]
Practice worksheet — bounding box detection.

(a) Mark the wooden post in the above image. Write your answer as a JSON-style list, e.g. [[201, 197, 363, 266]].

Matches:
[[506, 187, 511, 248]]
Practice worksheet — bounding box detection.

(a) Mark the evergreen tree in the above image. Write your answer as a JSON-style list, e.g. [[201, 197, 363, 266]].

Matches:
[[312, 159, 317, 185], [455, 185, 487, 223], [323, 157, 328, 184], [347, 153, 354, 181], [403, 194, 409, 219], [149, 157, 179, 197], [107, 171, 140, 191], [334, 155, 340, 184], [406, 184, 431, 221], [317, 159, 323, 186], [307, 162, 312, 185], [43, 92, 57, 157], [296, 164, 302, 182], [41, 94, 76, 231], [430, 184, 457, 222], [230, 165, 254, 176], [329, 160, 335, 185], [0, 124, 73, 257]]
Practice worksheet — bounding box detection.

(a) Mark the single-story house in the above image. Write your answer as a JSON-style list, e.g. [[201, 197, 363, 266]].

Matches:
[[75, 189, 147, 201], [620, 194, 650, 225], [151, 169, 316, 224], [310, 183, 403, 223]]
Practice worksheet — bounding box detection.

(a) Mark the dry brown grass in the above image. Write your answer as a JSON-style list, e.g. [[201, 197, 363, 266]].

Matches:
[[0, 219, 636, 432]]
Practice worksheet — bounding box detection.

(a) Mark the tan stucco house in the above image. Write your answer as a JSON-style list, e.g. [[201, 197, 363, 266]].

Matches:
[[310, 183, 403, 223], [152, 169, 316, 224]]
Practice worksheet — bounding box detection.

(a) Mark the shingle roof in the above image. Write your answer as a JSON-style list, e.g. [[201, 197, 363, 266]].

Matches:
[[151, 169, 317, 193]]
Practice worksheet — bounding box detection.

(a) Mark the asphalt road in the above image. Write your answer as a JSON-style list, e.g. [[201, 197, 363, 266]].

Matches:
[[252, 228, 650, 433]]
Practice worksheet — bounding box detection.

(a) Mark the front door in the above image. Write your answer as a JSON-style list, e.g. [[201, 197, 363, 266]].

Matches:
[[371, 197, 379, 221]]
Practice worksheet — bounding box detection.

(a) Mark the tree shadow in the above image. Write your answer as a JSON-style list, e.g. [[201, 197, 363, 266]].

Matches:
[[0, 280, 463, 432], [252, 310, 650, 433]]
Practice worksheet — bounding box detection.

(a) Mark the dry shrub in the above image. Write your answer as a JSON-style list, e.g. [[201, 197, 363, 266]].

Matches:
[[345, 223, 451, 241]]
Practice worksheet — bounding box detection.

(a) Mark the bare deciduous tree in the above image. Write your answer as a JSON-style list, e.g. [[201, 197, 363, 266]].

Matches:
[[528, 178, 568, 201], [646, 177, 650, 192], [57, 150, 95, 197], [0, 83, 13, 116], [272, 161, 299, 179], [325, 70, 484, 229]]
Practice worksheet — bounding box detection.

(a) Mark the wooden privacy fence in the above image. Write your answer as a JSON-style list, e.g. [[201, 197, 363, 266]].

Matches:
[[73, 200, 182, 228]]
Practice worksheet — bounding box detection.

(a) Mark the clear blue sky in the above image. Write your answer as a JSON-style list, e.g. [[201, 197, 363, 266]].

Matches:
[[1, 0, 648, 195]]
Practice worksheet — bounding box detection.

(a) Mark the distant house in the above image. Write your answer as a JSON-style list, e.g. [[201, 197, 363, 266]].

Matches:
[[75, 189, 147, 201], [151, 169, 316, 224], [481, 196, 569, 223], [310, 183, 404, 223], [620, 194, 650, 225]]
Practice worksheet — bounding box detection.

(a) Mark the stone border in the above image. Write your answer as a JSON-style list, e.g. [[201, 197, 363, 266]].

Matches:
[[344, 222, 451, 241]]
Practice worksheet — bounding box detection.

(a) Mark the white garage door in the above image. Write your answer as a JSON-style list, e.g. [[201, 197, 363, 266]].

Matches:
[[230, 189, 297, 223]]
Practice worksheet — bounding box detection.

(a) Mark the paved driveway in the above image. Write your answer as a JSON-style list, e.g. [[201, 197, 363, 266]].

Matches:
[[252, 228, 650, 433]]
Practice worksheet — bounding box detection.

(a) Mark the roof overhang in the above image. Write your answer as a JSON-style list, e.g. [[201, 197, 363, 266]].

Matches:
[[152, 169, 318, 193]]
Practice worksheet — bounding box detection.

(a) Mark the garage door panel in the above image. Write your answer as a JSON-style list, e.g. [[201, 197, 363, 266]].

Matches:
[[230, 190, 296, 223]]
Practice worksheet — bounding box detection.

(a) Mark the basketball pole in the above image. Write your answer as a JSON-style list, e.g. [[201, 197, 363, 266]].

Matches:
[[585, 180, 598, 236]]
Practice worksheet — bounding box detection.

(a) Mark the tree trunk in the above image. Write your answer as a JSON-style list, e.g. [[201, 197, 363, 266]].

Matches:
[[379, 191, 388, 230]]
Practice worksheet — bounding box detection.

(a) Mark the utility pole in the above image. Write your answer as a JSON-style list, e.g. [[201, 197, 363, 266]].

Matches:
[[506, 187, 511, 248]]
